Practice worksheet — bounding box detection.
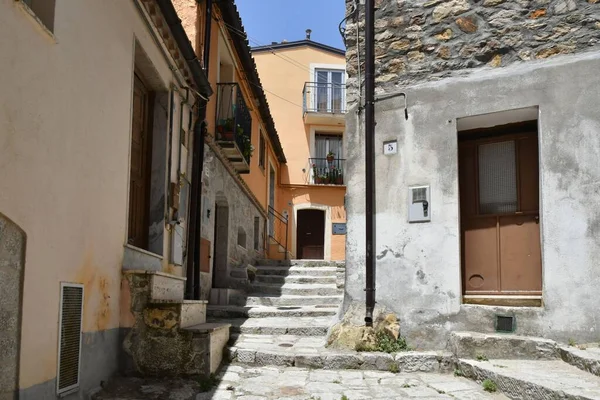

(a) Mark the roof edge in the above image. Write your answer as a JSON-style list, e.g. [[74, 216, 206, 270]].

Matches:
[[252, 40, 345, 57]]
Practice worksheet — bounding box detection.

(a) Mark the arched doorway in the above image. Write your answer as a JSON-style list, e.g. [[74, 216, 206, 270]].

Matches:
[[296, 209, 325, 259], [0, 213, 25, 398], [212, 194, 229, 288]]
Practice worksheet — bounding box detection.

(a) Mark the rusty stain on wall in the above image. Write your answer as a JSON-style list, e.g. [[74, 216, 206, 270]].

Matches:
[[76, 248, 114, 332]]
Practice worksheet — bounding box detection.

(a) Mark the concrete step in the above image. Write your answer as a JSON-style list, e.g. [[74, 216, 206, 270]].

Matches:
[[559, 344, 600, 377], [254, 274, 336, 284], [255, 259, 345, 268], [228, 334, 453, 371], [449, 331, 559, 360], [181, 322, 231, 374], [208, 316, 334, 336], [457, 358, 600, 399], [207, 305, 338, 319], [255, 265, 338, 277], [249, 283, 341, 296], [240, 294, 343, 307]]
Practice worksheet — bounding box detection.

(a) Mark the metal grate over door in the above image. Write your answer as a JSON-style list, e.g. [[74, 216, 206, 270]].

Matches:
[[57, 283, 84, 395]]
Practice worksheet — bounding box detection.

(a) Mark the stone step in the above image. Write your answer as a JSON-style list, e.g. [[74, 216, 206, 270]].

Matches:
[[228, 334, 453, 371], [249, 283, 341, 296], [255, 265, 339, 277], [254, 274, 336, 284], [559, 344, 600, 377], [239, 294, 343, 307], [457, 358, 600, 399], [179, 300, 207, 328], [181, 323, 231, 374], [449, 331, 559, 360], [256, 259, 345, 268], [208, 316, 333, 336], [207, 305, 338, 319]]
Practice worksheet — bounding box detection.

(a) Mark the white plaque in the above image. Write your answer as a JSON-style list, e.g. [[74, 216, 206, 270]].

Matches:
[[383, 140, 397, 155]]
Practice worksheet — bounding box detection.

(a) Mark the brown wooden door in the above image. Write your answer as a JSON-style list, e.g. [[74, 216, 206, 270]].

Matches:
[[128, 74, 151, 248], [459, 132, 541, 295], [297, 210, 325, 259]]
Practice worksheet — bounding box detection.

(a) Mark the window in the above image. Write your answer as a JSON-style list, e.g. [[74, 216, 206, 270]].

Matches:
[[237, 227, 247, 249], [315, 134, 343, 160], [253, 217, 260, 250], [258, 131, 266, 169], [22, 0, 56, 32], [315, 69, 345, 113]]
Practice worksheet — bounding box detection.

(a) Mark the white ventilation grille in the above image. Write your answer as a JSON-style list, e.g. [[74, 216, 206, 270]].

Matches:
[[57, 283, 84, 396]]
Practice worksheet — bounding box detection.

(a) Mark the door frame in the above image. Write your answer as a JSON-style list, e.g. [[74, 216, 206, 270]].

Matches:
[[458, 120, 543, 305], [291, 203, 332, 260]]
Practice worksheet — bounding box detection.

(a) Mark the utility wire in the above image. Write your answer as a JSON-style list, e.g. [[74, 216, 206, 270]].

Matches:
[[247, 81, 304, 109]]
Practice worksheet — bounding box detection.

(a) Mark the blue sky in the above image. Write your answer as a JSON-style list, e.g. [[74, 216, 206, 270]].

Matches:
[[235, 0, 346, 50]]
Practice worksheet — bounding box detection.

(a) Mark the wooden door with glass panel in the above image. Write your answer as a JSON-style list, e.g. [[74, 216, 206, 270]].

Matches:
[[459, 129, 541, 296]]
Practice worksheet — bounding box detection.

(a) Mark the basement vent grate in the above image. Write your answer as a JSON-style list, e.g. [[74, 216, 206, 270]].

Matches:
[[57, 283, 84, 396], [495, 315, 515, 333]]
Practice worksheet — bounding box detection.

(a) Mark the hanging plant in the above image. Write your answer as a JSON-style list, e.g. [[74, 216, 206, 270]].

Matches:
[[326, 151, 335, 162]]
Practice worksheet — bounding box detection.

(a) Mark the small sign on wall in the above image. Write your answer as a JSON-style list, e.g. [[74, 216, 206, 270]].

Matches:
[[383, 140, 398, 155], [333, 223, 347, 235]]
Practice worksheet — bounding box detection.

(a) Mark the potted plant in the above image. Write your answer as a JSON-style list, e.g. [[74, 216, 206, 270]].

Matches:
[[318, 174, 328, 184], [241, 132, 253, 160], [219, 118, 235, 141], [326, 151, 335, 162], [335, 170, 344, 184]]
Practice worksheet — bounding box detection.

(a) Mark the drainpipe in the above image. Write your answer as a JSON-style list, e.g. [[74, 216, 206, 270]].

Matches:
[[186, 0, 213, 299], [364, 0, 376, 327]]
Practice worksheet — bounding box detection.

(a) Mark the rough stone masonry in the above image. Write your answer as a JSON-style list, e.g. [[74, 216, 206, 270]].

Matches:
[[345, 0, 600, 104]]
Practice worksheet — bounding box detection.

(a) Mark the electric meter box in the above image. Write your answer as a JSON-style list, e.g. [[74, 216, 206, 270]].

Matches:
[[408, 185, 430, 223]]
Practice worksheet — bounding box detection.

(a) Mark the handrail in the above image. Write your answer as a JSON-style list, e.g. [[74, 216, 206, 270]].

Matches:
[[309, 157, 346, 185], [302, 82, 347, 114], [267, 206, 288, 260]]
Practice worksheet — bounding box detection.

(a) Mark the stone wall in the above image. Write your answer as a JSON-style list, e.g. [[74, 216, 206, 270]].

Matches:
[[345, 0, 600, 103], [200, 142, 266, 298]]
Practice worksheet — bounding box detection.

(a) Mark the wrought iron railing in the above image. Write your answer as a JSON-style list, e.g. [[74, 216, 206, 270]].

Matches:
[[215, 83, 253, 164], [268, 206, 288, 260], [309, 158, 345, 185], [302, 82, 347, 114]]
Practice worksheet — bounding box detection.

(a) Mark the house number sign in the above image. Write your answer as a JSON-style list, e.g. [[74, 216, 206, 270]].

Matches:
[[383, 140, 397, 155]]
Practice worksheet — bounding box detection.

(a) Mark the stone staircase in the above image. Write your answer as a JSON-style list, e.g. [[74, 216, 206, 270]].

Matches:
[[207, 259, 345, 364]]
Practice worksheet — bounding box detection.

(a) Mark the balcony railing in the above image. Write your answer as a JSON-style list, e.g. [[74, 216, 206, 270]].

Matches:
[[309, 158, 345, 185], [303, 82, 347, 114], [215, 83, 252, 172]]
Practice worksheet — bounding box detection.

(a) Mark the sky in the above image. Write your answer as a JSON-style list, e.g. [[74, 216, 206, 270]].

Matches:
[[235, 0, 346, 50]]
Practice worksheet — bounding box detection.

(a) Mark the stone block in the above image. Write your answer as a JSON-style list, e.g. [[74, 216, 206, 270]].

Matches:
[[150, 273, 185, 303], [449, 331, 559, 360], [395, 352, 441, 372], [180, 300, 207, 328]]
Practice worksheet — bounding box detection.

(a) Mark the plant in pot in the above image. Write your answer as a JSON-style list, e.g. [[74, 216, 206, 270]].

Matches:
[[241, 132, 253, 160], [335, 169, 344, 184], [318, 174, 328, 184], [219, 118, 235, 141], [326, 151, 335, 162]]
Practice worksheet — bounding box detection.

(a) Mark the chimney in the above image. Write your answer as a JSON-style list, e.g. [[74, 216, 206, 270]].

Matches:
[[271, 41, 277, 45], [281, 39, 288, 43], [306, 29, 312, 40]]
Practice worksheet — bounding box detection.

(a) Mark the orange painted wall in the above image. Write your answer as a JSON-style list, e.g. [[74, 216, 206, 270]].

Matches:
[[254, 45, 347, 261]]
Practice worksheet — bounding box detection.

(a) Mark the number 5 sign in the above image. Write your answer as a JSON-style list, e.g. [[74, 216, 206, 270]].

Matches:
[[383, 140, 398, 155]]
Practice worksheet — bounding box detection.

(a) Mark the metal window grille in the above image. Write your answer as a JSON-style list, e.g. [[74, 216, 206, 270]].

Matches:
[[412, 187, 427, 203], [57, 283, 84, 396]]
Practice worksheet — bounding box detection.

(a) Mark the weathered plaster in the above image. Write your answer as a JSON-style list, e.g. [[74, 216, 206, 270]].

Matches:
[[343, 52, 600, 348], [0, 214, 25, 400]]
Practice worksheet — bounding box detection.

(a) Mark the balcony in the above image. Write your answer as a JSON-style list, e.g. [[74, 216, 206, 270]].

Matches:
[[309, 157, 345, 185], [302, 82, 346, 125], [215, 83, 252, 174]]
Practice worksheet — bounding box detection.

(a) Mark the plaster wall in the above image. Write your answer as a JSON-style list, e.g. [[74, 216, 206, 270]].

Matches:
[[343, 52, 600, 348], [0, 0, 194, 394]]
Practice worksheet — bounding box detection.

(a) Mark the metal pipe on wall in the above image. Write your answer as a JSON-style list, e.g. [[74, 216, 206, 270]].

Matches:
[[364, 0, 376, 327]]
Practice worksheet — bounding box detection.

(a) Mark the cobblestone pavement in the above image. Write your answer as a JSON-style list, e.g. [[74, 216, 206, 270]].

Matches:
[[94, 364, 508, 400], [205, 365, 509, 400]]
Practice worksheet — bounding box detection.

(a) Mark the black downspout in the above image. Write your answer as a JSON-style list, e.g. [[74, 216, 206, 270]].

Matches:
[[364, 0, 376, 327], [186, 0, 213, 299]]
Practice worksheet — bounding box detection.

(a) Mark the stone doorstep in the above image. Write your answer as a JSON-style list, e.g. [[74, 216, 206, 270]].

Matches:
[[206, 305, 338, 319], [228, 345, 454, 373], [123, 270, 186, 303], [457, 358, 600, 400], [450, 331, 560, 360], [182, 323, 231, 374]]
